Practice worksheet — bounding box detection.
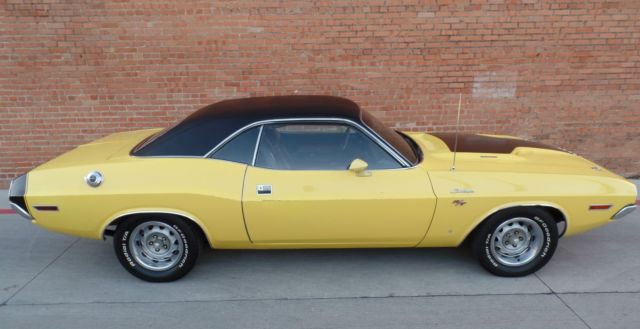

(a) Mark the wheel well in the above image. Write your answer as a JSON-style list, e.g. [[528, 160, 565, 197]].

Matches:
[[102, 212, 211, 248], [538, 206, 567, 237], [462, 205, 568, 246]]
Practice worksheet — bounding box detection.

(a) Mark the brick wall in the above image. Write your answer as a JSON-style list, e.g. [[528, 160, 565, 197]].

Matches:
[[1, 0, 639, 188]]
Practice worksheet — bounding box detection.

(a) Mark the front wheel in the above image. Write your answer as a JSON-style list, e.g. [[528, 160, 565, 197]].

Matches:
[[472, 207, 558, 277], [113, 215, 201, 282]]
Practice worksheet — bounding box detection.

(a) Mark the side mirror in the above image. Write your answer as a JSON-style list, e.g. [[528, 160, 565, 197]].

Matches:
[[348, 159, 371, 177]]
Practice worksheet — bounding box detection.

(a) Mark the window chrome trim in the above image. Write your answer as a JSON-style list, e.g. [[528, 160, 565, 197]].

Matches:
[[130, 155, 205, 159], [204, 117, 412, 168], [361, 124, 414, 166], [203, 125, 257, 159], [251, 125, 264, 166]]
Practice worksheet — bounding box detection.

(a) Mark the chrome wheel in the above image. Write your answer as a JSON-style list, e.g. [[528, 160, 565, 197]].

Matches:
[[129, 221, 184, 271], [489, 217, 544, 267]]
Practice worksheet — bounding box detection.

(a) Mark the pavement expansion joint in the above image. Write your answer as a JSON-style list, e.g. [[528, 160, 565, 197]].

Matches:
[[3, 238, 81, 306], [6, 290, 640, 307], [534, 273, 593, 329]]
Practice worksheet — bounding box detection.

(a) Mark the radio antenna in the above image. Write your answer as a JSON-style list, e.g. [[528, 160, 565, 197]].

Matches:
[[451, 93, 462, 172]]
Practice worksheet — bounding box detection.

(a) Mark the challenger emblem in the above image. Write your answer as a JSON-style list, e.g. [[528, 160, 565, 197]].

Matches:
[[453, 200, 467, 206]]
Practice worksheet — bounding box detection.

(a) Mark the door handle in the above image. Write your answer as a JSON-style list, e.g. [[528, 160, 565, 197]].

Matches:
[[257, 184, 272, 195], [450, 188, 474, 194]]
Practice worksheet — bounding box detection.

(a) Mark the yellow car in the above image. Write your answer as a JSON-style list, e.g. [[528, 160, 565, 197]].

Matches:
[[8, 96, 637, 282]]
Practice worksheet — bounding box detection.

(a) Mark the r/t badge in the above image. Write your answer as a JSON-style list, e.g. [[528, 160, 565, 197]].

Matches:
[[453, 200, 467, 206]]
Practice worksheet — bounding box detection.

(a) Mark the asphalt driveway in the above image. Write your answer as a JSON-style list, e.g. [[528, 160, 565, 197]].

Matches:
[[1, 182, 639, 329]]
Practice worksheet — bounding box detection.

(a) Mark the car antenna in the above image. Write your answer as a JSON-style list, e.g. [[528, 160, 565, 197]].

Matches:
[[451, 93, 462, 172]]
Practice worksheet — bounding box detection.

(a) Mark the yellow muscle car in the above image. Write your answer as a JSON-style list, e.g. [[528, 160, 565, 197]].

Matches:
[[8, 96, 637, 282]]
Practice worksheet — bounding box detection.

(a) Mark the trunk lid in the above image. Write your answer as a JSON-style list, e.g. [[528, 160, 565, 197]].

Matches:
[[35, 129, 160, 170]]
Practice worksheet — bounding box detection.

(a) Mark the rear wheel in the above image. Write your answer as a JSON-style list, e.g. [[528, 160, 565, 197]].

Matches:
[[113, 215, 201, 282], [472, 208, 558, 277]]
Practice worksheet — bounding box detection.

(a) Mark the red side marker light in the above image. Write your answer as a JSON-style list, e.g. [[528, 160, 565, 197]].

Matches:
[[589, 204, 612, 211], [34, 205, 59, 211]]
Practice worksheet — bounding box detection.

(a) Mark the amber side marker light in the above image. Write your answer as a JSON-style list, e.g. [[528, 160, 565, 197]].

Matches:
[[589, 204, 613, 211]]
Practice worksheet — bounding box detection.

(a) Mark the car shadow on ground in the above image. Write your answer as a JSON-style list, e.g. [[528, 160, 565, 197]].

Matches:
[[193, 244, 481, 280]]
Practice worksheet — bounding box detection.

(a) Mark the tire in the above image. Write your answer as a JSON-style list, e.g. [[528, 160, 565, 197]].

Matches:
[[472, 207, 558, 277], [113, 214, 202, 282]]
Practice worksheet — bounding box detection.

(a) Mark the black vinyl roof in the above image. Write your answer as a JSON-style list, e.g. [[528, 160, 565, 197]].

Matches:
[[193, 95, 361, 122], [132, 96, 362, 157]]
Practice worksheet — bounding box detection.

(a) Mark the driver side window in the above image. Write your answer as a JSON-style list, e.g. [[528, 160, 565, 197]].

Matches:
[[254, 122, 401, 170]]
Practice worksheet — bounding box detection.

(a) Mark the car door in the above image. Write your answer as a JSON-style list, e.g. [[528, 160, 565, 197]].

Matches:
[[242, 121, 437, 247]]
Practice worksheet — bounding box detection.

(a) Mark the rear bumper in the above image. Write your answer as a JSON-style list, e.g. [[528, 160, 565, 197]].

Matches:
[[612, 204, 637, 220], [8, 174, 33, 220], [9, 201, 33, 220]]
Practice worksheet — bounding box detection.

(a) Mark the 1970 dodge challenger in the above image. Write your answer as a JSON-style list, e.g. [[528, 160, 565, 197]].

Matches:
[[8, 96, 637, 281]]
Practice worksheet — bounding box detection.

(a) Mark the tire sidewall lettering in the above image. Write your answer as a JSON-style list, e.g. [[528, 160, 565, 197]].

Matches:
[[174, 224, 190, 269], [532, 216, 552, 259], [121, 230, 136, 268], [484, 233, 499, 267]]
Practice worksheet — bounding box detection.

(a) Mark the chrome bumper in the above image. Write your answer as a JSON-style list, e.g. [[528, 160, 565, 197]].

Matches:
[[9, 202, 33, 220], [8, 174, 33, 220], [612, 204, 637, 220]]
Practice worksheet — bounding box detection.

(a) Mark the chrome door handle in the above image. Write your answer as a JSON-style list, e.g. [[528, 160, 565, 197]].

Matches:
[[257, 184, 272, 195], [450, 188, 474, 194]]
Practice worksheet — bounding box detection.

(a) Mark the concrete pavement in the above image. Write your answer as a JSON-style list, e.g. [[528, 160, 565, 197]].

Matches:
[[0, 182, 639, 328]]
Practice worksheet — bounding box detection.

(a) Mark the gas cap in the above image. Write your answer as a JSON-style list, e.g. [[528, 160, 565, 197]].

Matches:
[[85, 171, 103, 187]]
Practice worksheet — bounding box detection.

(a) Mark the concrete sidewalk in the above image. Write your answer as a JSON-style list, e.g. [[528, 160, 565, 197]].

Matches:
[[1, 181, 639, 328]]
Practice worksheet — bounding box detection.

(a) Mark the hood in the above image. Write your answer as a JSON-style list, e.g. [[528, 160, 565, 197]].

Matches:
[[428, 132, 561, 154], [407, 132, 622, 179]]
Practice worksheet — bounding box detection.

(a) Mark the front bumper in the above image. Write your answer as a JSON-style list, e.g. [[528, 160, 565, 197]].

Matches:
[[612, 204, 637, 220], [8, 174, 33, 220]]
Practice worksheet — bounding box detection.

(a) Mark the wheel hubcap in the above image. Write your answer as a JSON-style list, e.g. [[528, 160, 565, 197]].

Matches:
[[489, 217, 544, 267], [129, 221, 184, 271]]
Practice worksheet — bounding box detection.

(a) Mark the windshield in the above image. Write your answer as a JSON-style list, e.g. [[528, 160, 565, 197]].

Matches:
[[361, 111, 419, 165]]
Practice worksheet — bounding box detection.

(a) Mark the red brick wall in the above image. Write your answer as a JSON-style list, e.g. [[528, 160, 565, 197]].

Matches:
[[1, 0, 639, 188]]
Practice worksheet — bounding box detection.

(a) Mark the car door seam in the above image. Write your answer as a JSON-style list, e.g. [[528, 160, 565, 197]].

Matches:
[[415, 170, 439, 247], [240, 165, 254, 243]]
